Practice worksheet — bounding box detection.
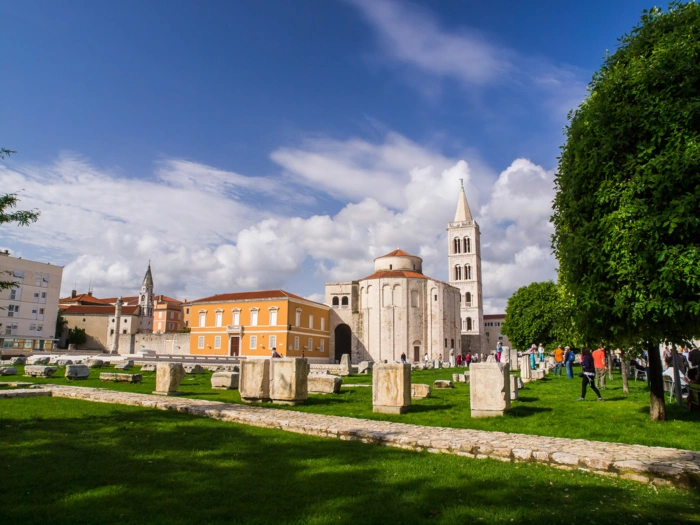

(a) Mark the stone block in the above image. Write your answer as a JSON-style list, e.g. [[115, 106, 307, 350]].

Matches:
[[372, 363, 411, 414], [100, 373, 142, 383], [140, 364, 156, 372], [0, 366, 18, 376], [411, 383, 431, 399], [239, 359, 271, 402], [520, 356, 532, 383], [510, 374, 519, 400], [270, 358, 308, 405], [87, 359, 104, 369], [516, 377, 524, 389], [211, 371, 239, 390], [27, 356, 50, 365], [65, 364, 90, 380], [56, 359, 73, 366], [486, 355, 497, 363], [358, 361, 373, 374], [24, 365, 58, 378], [532, 369, 545, 380], [470, 362, 510, 417], [153, 363, 186, 395], [184, 364, 206, 374], [115, 361, 134, 370], [538, 361, 546, 370], [308, 374, 342, 394], [433, 380, 454, 389], [9, 356, 26, 365], [339, 354, 352, 376]]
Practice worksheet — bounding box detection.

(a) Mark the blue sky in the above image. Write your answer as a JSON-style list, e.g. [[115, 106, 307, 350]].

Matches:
[[0, 0, 654, 310]]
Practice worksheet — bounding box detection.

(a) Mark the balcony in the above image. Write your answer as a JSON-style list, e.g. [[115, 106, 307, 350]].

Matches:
[[225, 325, 243, 335]]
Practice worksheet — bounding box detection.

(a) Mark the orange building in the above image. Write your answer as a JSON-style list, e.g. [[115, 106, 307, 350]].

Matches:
[[153, 295, 184, 333], [183, 290, 331, 361]]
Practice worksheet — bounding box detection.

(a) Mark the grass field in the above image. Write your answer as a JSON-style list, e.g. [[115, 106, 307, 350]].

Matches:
[[3, 364, 699, 450], [2, 396, 699, 525]]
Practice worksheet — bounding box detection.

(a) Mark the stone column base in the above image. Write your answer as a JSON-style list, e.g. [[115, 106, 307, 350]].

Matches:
[[272, 400, 304, 406], [151, 391, 184, 396], [373, 405, 408, 414], [471, 409, 506, 418], [240, 397, 270, 403]]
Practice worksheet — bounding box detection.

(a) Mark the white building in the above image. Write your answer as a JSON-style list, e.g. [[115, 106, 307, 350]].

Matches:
[[448, 182, 486, 354], [325, 249, 462, 363], [0, 250, 63, 351]]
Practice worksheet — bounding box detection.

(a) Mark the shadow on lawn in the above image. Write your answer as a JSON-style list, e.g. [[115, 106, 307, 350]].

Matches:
[[3, 401, 698, 525]]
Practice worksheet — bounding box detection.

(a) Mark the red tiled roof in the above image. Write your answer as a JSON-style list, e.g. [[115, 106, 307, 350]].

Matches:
[[100, 296, 139, 305], [484, 314, 506, 319], [155, 295, 183, 305], [187, 289, 325, 307], [62, 305, 140, 316], [59, 294, 112, 306], [378, 249, 415, 258], [360, 270, 428, 280]]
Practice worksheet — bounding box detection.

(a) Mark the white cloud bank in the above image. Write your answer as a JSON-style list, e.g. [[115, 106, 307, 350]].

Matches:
[[0, 134, 557, 312]]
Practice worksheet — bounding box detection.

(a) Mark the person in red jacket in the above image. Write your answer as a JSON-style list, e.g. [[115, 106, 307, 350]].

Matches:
[[592, 346, 607, 390]]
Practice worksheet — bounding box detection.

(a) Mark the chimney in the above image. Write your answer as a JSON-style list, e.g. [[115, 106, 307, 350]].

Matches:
[[87, 291, 93, 296], [71, 290, 77, 298]]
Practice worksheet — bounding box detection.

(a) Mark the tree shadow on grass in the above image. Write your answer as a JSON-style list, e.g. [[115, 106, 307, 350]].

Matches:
[[507, 406, 554, 417], [515, 396, 539, 403], [408, 404, 454, 413], [2, 397, 697, 525]]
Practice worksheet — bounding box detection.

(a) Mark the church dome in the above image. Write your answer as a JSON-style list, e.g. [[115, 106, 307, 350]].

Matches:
[[373, 249, 423, 274]]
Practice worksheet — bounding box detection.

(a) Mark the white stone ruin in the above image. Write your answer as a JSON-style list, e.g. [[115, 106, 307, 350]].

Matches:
[[469, 362, 511, 417], [239, 359, 271, 403], [270, 358, 308, 405], [520, 356, 533, 383], [411, 383, 431, 399], [211, 371, 239, 390], [65, 364, 90, 380], [372, 363, 411, 414], [308, 374, 342, 394], [153, 363, 186, 396]]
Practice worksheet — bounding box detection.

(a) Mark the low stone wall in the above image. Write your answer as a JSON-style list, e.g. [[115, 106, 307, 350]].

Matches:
[[117, 333, 190, 355]]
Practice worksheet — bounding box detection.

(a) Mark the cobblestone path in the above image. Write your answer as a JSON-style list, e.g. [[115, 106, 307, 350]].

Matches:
[[6, 385, 700, 488]]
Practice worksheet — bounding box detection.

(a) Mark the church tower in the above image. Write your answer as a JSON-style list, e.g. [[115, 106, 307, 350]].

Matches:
[[139, 263, 154, 332], [448, 181, 485, 354]]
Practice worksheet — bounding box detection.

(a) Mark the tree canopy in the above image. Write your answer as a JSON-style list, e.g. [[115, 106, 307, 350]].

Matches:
[[552, 2, 700, 420]]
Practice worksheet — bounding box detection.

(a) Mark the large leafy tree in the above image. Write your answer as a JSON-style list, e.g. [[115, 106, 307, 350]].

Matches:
[[552, 2, 700, 421], [501, 281, 568, 351], [0, 148, 40, 291]]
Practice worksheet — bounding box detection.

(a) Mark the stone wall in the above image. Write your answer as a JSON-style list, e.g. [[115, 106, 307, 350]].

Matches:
[[117, 332, 191, 355]]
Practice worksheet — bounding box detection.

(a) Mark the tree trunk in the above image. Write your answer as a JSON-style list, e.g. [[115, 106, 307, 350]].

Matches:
[[607, 349, 614, 381], [672, 347, 683, 408], [647, 341, 667, 421], [621, 355, 630, 395]]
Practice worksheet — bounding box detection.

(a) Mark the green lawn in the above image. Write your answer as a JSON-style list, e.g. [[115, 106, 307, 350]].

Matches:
[[3, 364, 699, 450], [1, 396, 698, 525]]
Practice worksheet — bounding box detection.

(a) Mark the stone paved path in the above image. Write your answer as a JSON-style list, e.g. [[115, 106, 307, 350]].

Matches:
[[8, 385, 700, 488]]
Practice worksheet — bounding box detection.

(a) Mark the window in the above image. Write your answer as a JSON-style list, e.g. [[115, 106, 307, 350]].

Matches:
[[37, 324, 43, 333], [9, 288, 17, 300], [307, 337, 313, 351], [454, 265, 462, 280], [4, 322, 17, 335], [250, 309, 258, 326], [321, 317, 325, 331], [453, 237, 461, 254], [186, 308, 190, 315], [215, 311, 223, 327], [465, 292, 471, 305], [40, 292, 47, 302], [122, 329, 127, 334], [465, 266, 472, 280], [232, 310, 240, 326], [467, 317, 473, 331], [309, 314, 314, 329], [198, 336, 204, 349], [168, 323, 173, 330], [295, 309, 301, 327], [7, 305, 19, 317], [434, 295, 437, 301], [214, 336, 221, 349], [30, 323, 36, 331], [341, 296, 349, 306], [31, 308, 38, 320], [12, 270, 24, 283], [332, 296, 339, 306], [249, 336, 257, 349], [451, 338, 454, 349], [269, 335, 277, 349], [35, 273, 42, 286], [199, 313, 206, 327], [389, 264, 393, 270], [294, 336, 299, 350], [270, 309, 278, 326], [42, 274, 50, 287], [320, 339, 325, 352], [38, 308, 44, 320], [464, 237, 471, 253], [444, 338, 447, 348], [169, 311, 174, 319]]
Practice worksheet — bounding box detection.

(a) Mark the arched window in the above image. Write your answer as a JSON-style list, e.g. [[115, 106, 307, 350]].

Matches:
[[465, 265, 472, 280], [332, 296, 339, 306], [453, 237, 461, 254], [341, 296, 349, 306], [454, 265, 462, 280], [464, 237, 471, 253], [467, 317, 472, 331], [465, 292, 471, 305]]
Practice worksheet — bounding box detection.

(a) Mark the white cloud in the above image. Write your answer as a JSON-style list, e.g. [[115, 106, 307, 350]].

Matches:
[[0, 135, 558, 313]]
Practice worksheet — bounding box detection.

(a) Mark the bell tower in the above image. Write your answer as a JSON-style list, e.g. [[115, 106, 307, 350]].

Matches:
[[447, 180, 485, 355], [139, 262, 154, 332]]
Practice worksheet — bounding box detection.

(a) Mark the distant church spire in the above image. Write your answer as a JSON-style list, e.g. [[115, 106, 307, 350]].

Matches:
[[139, 262, 154, 332], [454, 182, 473, 222], [142, 262, 154, 287]]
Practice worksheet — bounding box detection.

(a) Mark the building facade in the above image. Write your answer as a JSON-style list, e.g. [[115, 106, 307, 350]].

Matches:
[[183, 290, 331, 362], [447, 183, 486, 355], [325, 249, 462, 363], [0, 251, 63, 351], [484, 313, 512, 351], [153, 295, 184, 333]]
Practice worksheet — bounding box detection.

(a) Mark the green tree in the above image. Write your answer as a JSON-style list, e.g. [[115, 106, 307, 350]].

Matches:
[[68, 326, 88, 346], [178, 326, 191, 333], [501, 281, 567, 351], [0, 148, 40, 291], [552, 2, 700, 421], [55, 309, 68, 339]]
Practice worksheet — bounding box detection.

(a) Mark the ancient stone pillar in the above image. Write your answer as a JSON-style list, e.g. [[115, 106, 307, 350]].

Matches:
[[372, 363, 411, 414], [520, 356, 532, 383], [153, 363, 186, 396], [239, 359, 271, 403], [339, 354, 353, 376], [270, 358, 308, 405], [111, 296, 123, 355], [470, 362, 510, 417], [510, 374, 519, 401]]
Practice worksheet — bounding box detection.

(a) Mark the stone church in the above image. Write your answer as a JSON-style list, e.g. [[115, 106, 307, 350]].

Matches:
[[325, 184, 484, 363]]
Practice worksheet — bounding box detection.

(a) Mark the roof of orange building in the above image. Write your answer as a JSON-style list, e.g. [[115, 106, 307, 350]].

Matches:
[[360, 270, 428, 280], [187, 289, 326, 307], [155, 295, 183, 305], [62, 305, 140, 316], [59, 294, 113, 306]]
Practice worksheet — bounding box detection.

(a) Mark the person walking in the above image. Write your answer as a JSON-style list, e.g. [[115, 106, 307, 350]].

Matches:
[[465, 353, 472, 368], [400, 352, 406, 364], [537, 344, 545, 363], [564, 346, 575, 379], [496, 342, 503, 363], [592, 345, 607, 390], [529, 344, 537, 370], [579, 347, 603, 401], [553, 345, 564, 376], [424, 352, 429, 364]]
